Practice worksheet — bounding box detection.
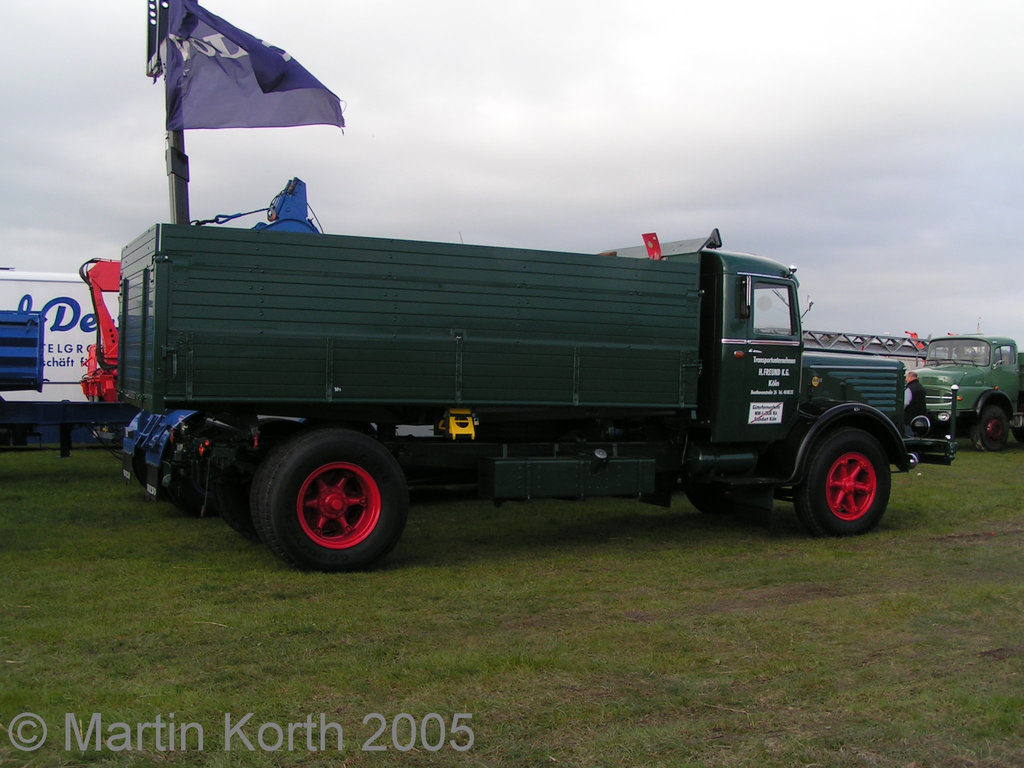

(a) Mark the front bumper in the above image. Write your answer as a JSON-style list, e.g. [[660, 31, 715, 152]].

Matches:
[[904, 436, 957, 466]]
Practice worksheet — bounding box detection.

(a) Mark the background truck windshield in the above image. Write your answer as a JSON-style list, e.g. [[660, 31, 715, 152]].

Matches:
[[925, 340, 990, 366]]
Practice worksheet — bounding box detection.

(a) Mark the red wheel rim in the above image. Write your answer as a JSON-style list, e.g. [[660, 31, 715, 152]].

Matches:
[[824, 452, 877, 521], [296, 462, 381, 549], [986, 417, 1005, 441]]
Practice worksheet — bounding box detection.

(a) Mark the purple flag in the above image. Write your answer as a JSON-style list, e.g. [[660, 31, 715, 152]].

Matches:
[[164, 0, 344, 130]]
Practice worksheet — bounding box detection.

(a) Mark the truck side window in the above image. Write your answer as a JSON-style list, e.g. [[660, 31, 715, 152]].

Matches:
[[752, 282, 795, 336], [995, 345, 1015, 367]]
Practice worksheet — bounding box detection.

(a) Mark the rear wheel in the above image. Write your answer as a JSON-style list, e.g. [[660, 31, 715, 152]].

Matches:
[[970, 405, 1009, 451], [252, 428, 408, 571], [794, 428, 890, 536], [216, 417, 305, 540]]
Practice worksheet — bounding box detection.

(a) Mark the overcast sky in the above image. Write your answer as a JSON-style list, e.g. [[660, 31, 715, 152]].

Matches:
[[2, 1, 1023, 343]]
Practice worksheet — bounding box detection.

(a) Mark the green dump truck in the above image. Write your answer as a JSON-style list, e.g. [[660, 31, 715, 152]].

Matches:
[[914, 335, 1024, 451], [118, 224, 954, 570]]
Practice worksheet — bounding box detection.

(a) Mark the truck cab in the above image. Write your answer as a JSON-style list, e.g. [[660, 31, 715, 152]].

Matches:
[[697, 249, 803, 444]]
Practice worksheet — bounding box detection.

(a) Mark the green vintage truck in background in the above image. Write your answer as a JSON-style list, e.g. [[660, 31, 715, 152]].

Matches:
[[117, 221, 955, 570], [914, 335, 1024, 451]]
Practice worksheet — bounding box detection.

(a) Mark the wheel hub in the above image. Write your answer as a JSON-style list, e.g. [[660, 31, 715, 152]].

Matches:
[[986, 419, 1005, 440], [297, 462, 381, 549], [825, 452, 877, 522], [322, 490, 346, 515]]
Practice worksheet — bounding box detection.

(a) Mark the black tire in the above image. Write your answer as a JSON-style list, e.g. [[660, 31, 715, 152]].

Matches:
[[213, 468, 260, 541], [1013, 426, 1024, 444], [251, 428, 408, 571], [794, 428, 890, 537], [215, 417, 306, 541], [970, 405, 1009, 451]]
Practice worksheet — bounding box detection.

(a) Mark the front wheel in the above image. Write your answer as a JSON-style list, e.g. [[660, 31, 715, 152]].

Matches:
[[251, 428, 408, 571], [970, 405, 1009, 451], [794, 428, 890, 536]]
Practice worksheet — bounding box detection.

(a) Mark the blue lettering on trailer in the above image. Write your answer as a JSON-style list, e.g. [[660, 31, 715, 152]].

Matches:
[[16, 294, 101, 334]]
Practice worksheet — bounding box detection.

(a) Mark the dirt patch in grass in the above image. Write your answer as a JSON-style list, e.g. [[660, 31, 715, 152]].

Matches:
[[979, 645, 1024, 661], [694, 583, 840, 616], [931, 527, 1024, 545]]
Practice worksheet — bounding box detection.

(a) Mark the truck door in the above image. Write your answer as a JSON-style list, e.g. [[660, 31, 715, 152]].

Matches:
[[991, 342, 1018, 394], [712, 275, 802, 443]]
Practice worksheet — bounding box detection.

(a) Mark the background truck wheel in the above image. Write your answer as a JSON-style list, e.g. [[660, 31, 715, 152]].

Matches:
[[794, 427, 890, 536], [1013, 426, 1024, 444], [252, 428, 409, 571], [970, 405, 1009, 451]]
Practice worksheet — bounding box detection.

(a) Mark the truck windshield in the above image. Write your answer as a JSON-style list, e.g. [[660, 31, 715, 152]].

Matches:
[[925, 340, 990, 366]]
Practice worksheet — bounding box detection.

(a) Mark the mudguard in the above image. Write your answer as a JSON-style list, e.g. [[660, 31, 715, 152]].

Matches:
[[122, 409, 197, 497], [974, 389, 1013, 418], [782, 401, 908, 484]]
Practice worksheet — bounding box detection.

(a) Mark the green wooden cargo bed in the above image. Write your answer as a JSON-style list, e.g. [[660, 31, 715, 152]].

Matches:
[[119, 225, 702, 421]]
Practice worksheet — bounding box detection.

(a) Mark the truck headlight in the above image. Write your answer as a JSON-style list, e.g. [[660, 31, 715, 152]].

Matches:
[[937, 411, 950, 423]]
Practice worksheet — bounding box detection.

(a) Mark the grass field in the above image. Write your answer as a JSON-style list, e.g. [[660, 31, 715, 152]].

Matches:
[[1, 441, 1023, 767]]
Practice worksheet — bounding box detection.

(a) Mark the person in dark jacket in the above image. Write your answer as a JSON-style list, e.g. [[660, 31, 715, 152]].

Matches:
[[904, 370, 927, 433]]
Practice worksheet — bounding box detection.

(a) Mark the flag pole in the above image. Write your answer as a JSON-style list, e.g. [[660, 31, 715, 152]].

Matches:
[[166, 129, 190, 224], [149, 2, 189, 224]]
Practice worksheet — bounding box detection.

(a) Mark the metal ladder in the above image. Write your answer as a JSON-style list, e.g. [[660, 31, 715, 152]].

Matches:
[[802, 329, 928, 359]]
